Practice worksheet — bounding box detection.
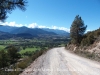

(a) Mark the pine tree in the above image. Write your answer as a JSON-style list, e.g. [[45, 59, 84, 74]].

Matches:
[[70, 15, 87, 44], [0, 0, 27, 22]]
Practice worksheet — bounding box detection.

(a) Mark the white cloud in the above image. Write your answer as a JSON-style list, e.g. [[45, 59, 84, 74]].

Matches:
[[28, 23, 38, 28], [58, 27, 70, 32], [38, 25, 47, 28], [52, 26, 58, 29], [48, 25, 70, 32], [86, 30, 91, 32], [85, 29, 91, 33], [0, 21, 23, 27], [0, 22, 70, 32]]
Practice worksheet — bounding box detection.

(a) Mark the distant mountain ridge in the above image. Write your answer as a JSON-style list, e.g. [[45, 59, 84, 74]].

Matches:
[[0, 25, 70, 39], [42, 28, 70, 36], [0, 31, 14, 39], [10, 26, 57, 36], [0, 25, 18, 33]]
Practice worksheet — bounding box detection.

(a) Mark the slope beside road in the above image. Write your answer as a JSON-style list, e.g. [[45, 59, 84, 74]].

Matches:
[[20, 47, 100, 75]]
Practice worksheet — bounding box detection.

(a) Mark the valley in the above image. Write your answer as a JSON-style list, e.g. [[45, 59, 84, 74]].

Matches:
[[0, 26, 69, 75], [0, 0, 100, 75]]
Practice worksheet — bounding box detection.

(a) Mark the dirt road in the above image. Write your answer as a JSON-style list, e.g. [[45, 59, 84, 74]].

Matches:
[[20, 47, 100, 75]]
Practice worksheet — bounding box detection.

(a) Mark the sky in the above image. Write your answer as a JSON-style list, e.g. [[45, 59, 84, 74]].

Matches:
[[0, 0, 100, 32]]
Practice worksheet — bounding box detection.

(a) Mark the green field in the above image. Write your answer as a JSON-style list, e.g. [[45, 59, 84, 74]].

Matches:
[[0, 45, 5, 50], [0, 37, 68, 54], [19, 47, 41, 54]]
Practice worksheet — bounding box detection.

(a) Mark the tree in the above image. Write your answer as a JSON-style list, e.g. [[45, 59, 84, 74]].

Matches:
[[0, 50, 9, 68], [7, 46, 21, 64], [70, 15, 87, 44], [0, 0, 27, 22]]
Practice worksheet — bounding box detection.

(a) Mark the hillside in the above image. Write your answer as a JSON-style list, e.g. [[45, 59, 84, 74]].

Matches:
[[0, 25, 17, 32], [66, 28, 100, 61], [0, 31, 14, 39]]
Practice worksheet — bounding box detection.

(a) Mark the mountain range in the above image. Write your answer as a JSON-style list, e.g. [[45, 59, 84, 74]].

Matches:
[[0, 25, 70, 39]]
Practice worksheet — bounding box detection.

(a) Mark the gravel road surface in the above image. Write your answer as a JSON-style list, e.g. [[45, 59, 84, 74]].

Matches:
[[20, 47, 100, 75]]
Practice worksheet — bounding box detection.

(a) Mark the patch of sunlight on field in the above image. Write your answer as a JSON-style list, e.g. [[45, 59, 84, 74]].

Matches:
[[0, 45, 5, 50], [19, 47, 41, 54]]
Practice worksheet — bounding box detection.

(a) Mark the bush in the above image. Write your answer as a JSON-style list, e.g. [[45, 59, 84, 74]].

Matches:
[[17, 57, 32, 69], [81, 34, 95, 46]]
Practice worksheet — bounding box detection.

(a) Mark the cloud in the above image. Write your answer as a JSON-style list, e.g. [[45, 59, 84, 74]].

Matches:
[[51, 26, 58, 29], [86, 30, 91, 32], [58, 27, 70, 32], [0, 22, 70, 32], [28, 23, 38, 28], [51, 26, 70, 32], [0, 21, 23, 27], [85, 30, 91, 33]]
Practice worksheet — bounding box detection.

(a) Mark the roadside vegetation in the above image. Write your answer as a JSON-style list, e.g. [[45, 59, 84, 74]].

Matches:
[[66, 15, 100, 62]]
